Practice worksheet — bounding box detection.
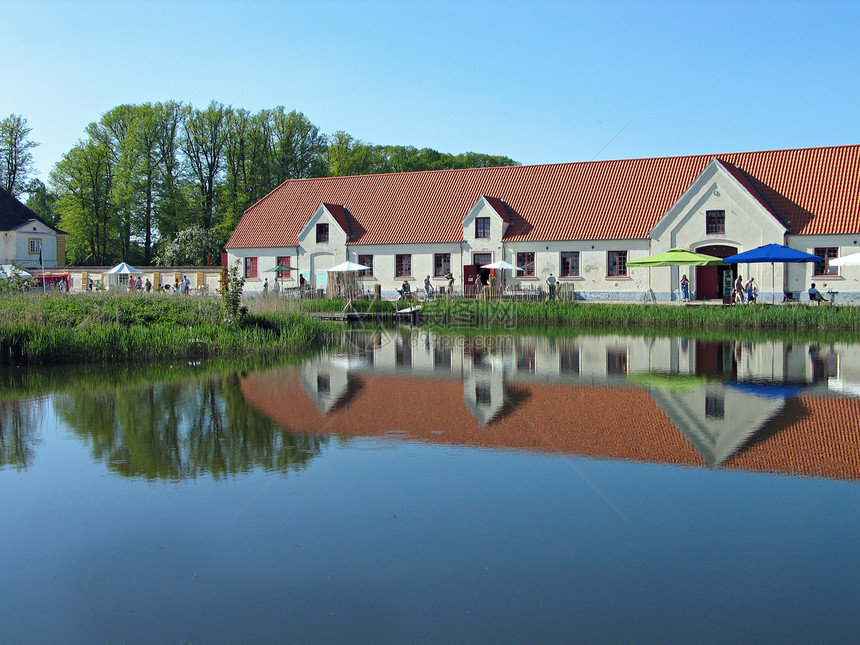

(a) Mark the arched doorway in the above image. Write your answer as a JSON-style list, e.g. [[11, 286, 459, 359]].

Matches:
[[695, 245, 737, 301]]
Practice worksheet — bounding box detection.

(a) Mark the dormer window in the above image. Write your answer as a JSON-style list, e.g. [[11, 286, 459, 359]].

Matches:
[[706, 210, 725, 234], [316, 223, 329, 243], [475, 217, 490, 238]]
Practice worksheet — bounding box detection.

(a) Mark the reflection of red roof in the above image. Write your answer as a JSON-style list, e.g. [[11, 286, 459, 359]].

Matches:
[[241, 370, 860, 481], [241, 370, 702, 466], [227, 145, 860, 248], [726, 395, 860, 480]]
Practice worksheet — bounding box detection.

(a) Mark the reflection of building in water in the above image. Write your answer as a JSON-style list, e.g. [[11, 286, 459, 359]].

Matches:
[[243, 330, 860, 481]]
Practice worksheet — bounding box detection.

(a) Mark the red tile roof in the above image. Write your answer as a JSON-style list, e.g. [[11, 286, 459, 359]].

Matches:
[[227, 145, 860, 249]]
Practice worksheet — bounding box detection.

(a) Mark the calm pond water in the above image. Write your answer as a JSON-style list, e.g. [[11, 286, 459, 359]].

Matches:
[[2, 329, 860, 644]]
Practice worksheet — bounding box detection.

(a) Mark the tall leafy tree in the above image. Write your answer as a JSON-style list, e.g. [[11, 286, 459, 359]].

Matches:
[[270, 107, 328, 181], [25, 179, 60, 225], [153, 101, 192, 241], [0, 114, 39, 197], [182, 101, 230, 230], [51, 139, 117, 265]]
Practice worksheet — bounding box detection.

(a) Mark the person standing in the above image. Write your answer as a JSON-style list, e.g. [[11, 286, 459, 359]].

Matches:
[[272, 279, 280, 295], [145, 278, 152, 293], [745, 277, 756, 304], [263, 277, 269, 295], [734, 274, 744, 305], [546, 273, 557, 300], [680, 274, 690, 302]]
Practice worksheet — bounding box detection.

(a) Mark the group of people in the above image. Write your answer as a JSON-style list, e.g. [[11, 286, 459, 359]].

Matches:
[[731, 275, 757, 304], [125, 274, 191, 294]]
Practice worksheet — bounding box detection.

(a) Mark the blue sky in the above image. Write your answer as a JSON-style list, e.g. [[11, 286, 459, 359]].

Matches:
[[4, 0, 859, 180]]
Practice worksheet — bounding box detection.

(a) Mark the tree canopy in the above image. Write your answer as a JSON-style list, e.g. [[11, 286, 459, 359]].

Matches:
[[30, 102, 520, 266]]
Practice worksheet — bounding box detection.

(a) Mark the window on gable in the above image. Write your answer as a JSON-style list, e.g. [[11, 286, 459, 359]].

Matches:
[[316, 223, 329, 243], [395, 254, 412, 277], [706, 210, 725, 234], [560, 251, 580, 277], [608, 251, 627, 277], [705, 394, 725, 419], [244, 257, 258, 279], [814, 247, 838, 276], [475, 217, 490, 238], [357, 254, 374, 277], [516, 252, 535, 276], [28, 238, 42, 255], [434, 253, 451, 277]]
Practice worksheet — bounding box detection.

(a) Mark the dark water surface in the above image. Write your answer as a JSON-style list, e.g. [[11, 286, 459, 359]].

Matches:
[[2, 330, 860, 644]]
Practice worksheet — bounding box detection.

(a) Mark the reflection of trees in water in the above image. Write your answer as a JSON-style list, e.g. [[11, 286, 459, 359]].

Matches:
[[53, 373, 326, 481], [0, 398, 44, 469]]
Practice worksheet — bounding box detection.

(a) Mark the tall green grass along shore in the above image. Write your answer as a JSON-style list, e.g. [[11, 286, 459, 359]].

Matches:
[[0, 292, 336, 366], [418, 298, 860, 332]]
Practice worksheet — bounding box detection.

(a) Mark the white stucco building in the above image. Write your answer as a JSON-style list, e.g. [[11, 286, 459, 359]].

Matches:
[[0, 187, 66, 268], [226, 145, 860, 302]]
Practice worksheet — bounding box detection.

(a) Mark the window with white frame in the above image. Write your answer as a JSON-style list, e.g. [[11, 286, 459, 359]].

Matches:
[[28, 238, 42, 255]]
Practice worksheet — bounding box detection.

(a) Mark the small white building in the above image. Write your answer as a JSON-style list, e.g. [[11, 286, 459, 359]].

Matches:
[[226, 145, 860, 302], [0, 187, 66, 268]]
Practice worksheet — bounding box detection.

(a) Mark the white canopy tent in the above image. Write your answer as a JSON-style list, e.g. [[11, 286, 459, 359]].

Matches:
[[103, 262, 143, 290], [0, 265, 32, 279]]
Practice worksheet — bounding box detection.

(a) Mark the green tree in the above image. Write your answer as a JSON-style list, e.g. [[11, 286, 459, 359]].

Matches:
[[270, 107, 328, 181], [0, 114, 39, 197], [51, 139, 118, 265], [156, 225, 223, 266], [326, 131, 379, 176], [182, 101, 230, 230], [25, 179, 60, 224]]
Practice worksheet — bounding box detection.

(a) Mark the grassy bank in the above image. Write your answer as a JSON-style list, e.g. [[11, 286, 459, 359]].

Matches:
[[417, 298, 860, 332], [0, 293, 337, 365]]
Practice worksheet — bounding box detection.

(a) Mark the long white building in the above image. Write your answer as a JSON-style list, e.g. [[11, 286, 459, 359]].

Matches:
[[226, 145, 860, 302]]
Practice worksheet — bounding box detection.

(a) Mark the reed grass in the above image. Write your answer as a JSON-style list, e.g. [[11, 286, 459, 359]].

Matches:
[[0, 292, 336, 365], [418, 299, 860, 333]]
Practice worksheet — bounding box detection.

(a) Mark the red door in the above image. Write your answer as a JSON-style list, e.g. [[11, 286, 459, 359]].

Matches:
[[463, 265, 478, 297]]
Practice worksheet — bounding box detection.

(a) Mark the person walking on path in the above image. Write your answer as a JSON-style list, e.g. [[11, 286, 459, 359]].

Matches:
[[734, 274, 744, 305]]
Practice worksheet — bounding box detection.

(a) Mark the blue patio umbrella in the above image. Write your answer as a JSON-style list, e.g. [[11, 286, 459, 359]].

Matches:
[[722, 244, 822, 303]]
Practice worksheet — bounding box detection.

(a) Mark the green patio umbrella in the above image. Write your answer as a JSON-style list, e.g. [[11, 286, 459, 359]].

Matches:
[[264, 264, 294, 273], [627, 248, 724, 267], [628, 247, 723, 302]]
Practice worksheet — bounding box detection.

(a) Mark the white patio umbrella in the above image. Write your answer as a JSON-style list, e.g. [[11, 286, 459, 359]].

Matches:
[[325, 261, 371, 312], [481, 260, 525, 271], [829, 252, 860, 267], [480, 260, 525, 295], [327, 261, 371, 272]]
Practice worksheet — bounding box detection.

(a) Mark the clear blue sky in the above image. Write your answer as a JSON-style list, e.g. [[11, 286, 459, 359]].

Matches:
[[4, 0, 859, 181]]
